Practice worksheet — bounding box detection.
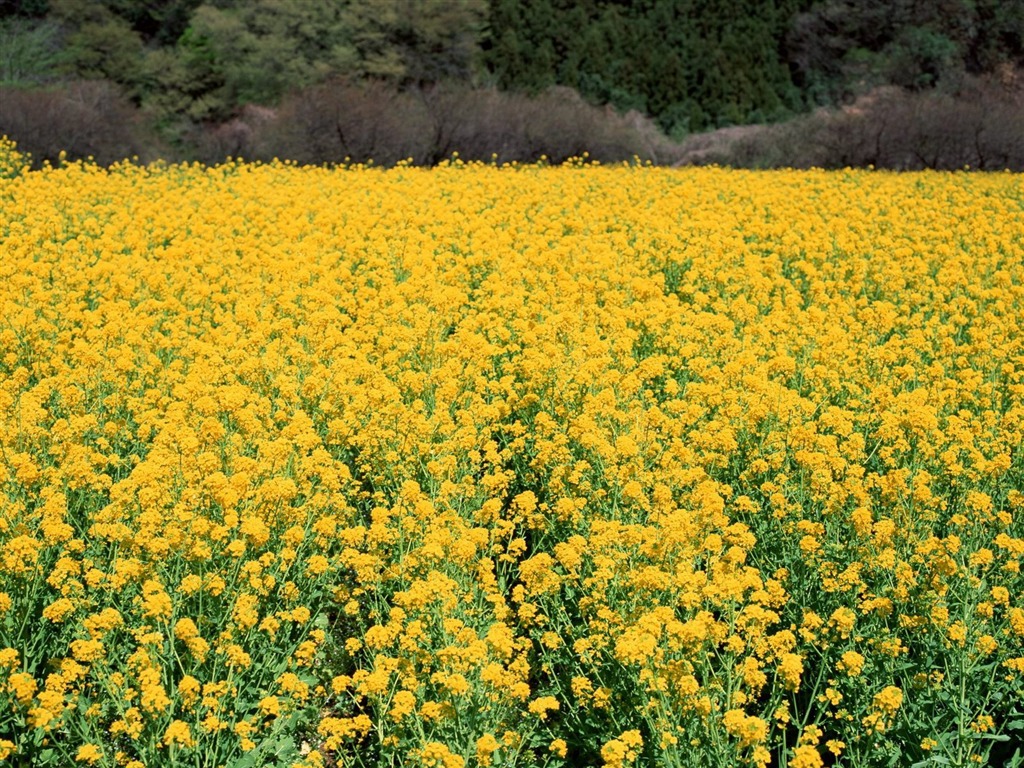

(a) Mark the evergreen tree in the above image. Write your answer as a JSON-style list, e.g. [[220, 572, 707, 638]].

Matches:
[[484, 0, 807, 132], [788, 0, 1024, 101]]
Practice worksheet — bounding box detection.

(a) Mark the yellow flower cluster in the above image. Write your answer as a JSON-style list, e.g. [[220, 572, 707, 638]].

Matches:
[[1, 141, 1022, 767]]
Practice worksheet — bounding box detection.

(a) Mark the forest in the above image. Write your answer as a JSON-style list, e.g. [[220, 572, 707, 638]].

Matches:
[[1, 0, 1023, 168]]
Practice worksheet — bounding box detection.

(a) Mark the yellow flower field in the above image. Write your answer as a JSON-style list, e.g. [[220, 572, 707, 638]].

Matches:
[[1, 138, 1023, 767]]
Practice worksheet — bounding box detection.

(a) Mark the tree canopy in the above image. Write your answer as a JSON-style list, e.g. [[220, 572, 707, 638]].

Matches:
[[2, 0, 1022, 135]]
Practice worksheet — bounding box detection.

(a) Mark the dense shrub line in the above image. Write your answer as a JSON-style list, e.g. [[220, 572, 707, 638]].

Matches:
[[686, 77, 1024, 171], [1, 76, 1021, 170]]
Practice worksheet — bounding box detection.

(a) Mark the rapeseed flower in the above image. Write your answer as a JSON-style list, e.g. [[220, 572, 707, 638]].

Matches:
[[0, 139, 1021, 767]]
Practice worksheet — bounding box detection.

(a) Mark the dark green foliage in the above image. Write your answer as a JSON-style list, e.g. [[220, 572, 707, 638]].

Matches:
[[49, 0, 145, 86], [104, 0, 203, 45], [177, 1, 353, 113], [0, 0, 1021, 156], [341, 0, 488, 85], [788, 0, 1024, 102], [483, 0, 808, 134], [0, 0, 50, 17]]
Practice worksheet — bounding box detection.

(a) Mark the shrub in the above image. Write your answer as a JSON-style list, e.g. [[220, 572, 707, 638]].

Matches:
[[0, 80, 153, 167], [251, 80, 431, 166], [249, 81, 666, 167], [692, 75, 1024, 171]]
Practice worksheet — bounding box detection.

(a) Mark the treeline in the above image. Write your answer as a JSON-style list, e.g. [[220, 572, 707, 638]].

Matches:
[[1, 0, 1023, 168], [489, 0, 1024, 135]]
